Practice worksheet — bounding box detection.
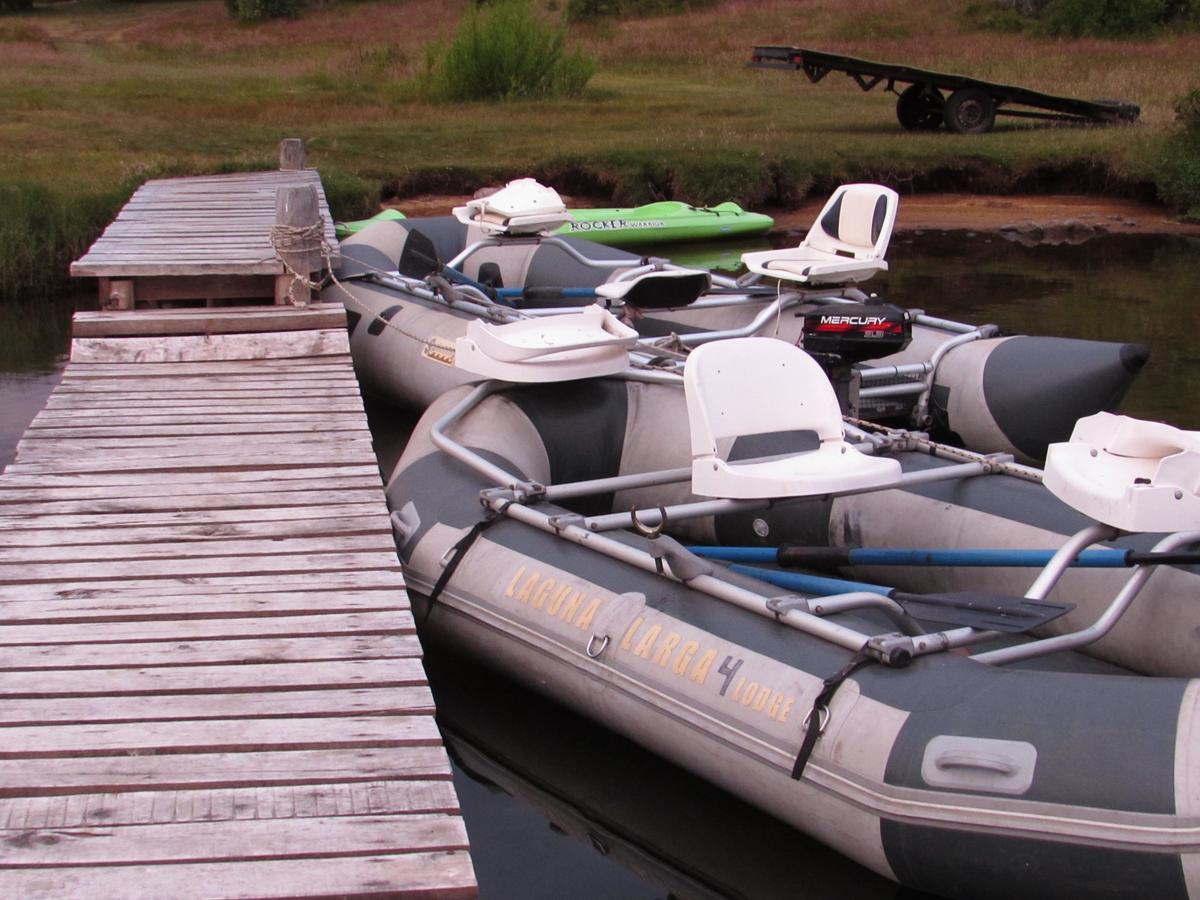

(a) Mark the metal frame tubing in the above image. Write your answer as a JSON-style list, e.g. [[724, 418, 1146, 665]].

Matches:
[[581, 460, 993, 533], [974, 530, 1200, 665]]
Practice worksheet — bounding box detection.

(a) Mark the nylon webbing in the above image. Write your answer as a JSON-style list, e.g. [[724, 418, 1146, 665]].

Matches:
[[790, 648, 876, 780], [423, 504, 511, 624]]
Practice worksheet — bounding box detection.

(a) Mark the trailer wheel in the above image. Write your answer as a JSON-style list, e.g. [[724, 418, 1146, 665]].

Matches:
[[945, 88, 996, 134], [896, 84, 944, 131]]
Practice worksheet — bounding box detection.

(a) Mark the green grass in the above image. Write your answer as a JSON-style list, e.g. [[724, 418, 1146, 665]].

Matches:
[[1, 0, 1198, 300]]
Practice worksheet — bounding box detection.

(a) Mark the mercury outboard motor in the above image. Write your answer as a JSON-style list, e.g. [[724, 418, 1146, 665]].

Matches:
[[801, 303, 911, 414]]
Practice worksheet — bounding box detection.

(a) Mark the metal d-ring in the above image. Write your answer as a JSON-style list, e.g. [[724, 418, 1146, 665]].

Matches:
[[802, 704, 832, 735], [585, 634, 611, 658], [629, 504, 667, 538]]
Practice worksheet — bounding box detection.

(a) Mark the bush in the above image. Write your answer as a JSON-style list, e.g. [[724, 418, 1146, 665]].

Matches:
[[565, 0, 717, 20], [224, 0, 305, 23], [1038, 0, 1198, 37], [423, 0, 594, 102], [1158, 87, 1200, 220]]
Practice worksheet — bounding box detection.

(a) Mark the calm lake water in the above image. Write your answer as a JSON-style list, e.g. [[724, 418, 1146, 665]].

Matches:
[[1, 230, 1197, 897]]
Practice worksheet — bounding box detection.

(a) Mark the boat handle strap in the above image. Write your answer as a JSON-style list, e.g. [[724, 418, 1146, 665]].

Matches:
[[791, 648, 875, 781], [425, 502, 513, 623]]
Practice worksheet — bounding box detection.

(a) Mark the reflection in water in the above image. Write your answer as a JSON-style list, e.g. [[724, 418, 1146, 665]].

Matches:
[[0, 232, 1197, 894], [426, 649, 919, 900]]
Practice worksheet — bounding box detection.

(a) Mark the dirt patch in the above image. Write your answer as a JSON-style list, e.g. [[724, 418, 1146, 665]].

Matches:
[[774, 193, 1200, 238], [383, 192, 1200, 238]]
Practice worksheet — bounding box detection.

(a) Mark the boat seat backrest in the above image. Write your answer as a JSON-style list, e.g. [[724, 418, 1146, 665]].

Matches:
[[683, 337, 902, 499], [686, 338, 844, 457], [806, 184, 898, 259]]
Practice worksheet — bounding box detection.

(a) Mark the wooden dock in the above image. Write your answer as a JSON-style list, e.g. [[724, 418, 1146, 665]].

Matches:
[[69, 141, 338, 309], [0, 304, 477, 896]]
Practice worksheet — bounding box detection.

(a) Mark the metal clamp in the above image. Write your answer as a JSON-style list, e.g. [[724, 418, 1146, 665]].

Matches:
[[867, 633, 917, 668], [548, 512, 586, 533], [766, 594, 813, 619], [585, 634, 611, 659]]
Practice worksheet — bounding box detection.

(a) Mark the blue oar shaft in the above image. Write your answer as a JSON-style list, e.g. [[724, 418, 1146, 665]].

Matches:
[[495, 287, 597, 300], [690, 545, 1132, 568], [728, 564, 890, 597]]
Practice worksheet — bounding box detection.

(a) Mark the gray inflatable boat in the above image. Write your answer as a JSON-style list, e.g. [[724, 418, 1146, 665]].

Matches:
[[328, 212, 1146, 464], [384, 328, 1200, 898]]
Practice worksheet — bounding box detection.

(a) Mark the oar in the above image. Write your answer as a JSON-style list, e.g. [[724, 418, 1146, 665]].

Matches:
[[398, 229, 504, 303], [689, 545, 1200, 569], [725, 564, 1073, 633]]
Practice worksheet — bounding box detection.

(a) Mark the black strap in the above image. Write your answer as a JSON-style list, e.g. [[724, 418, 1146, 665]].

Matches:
[[790, 648, 876, 780], [423, 504, 510, 623]]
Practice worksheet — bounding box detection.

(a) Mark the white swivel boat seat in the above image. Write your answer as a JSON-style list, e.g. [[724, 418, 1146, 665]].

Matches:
[[454, 305, 639, 383], [684, 337, 902, 499], [1043, 411, 1200, 533], [741, 183, 898, 286]]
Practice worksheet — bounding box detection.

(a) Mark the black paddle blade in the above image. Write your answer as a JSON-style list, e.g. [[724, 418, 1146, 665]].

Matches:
[[398, 228, 442, 279], [623, 271, 711, 309], [891, 591, 1074, 633]]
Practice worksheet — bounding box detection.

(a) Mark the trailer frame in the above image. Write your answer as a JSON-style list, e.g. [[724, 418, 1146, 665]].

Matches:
[[750, 46, 1140, 134]]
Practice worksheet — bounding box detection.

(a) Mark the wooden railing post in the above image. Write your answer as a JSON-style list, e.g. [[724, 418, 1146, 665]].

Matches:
[[278, 138, 306, 171], [274, 184, 321, 306]]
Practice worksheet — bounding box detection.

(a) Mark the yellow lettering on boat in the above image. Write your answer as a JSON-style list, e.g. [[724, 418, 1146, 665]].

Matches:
[[515, 571, 540, 604], [575, 597, 602, 631], [777, 696, 795, 723], [559, 589, 583, 624], [620, 617, 644, 651], [634, 625, 662, 659], [531, 577, 556, 610], [671, 640, 698, 675], [752, 685, 771, 712], [546, 583, 572, 616], [740, 681, 759, 707], [505, 566, 526, 598], [652, 632, 681, 667], [689, 649, 716, 684], [729, 676, 744, 702], [767, 692, 784, 719]]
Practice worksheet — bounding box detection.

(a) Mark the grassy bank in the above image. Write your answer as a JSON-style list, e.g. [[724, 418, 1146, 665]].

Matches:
[[2, 0, 1198, 299]]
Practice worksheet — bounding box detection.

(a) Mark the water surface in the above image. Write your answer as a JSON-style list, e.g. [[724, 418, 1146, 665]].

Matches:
[[2, 231, 1197, 896]]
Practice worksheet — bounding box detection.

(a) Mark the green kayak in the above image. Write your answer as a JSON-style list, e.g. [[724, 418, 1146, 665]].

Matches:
[[334, 201, 773, 245]]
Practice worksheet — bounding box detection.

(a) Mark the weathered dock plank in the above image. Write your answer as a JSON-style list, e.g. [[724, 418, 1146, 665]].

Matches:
[[0, 300, 475, 897]]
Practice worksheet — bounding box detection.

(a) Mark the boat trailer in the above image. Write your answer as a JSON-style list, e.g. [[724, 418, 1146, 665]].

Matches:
[[750, 46, 1140, 134]]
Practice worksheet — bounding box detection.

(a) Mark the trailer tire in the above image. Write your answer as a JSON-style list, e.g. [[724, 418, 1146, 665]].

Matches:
[[945, 88, 996, 134], [896, 85, 944, 131]]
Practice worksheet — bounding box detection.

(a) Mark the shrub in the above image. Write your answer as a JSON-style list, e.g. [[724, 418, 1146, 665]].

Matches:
[[224, 0, 305, 23], [566, 0, 718, 20], [1158, 87, 1200, 220], [1038, 0, 1198, 37], [423, 0, 594, 102], [963, 2, 1031, 32]]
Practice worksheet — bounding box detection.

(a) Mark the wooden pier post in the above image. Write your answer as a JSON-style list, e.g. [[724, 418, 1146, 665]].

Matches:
[[278, 138, 307, 171], [274, 184, 323, 306]]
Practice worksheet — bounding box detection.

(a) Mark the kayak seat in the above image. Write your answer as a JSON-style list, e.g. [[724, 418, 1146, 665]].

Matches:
[[478, 262, 503, 289], [684, 337, 901, 499], [1044, 412, 1200, 533], [741, 183, 898, 286]]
